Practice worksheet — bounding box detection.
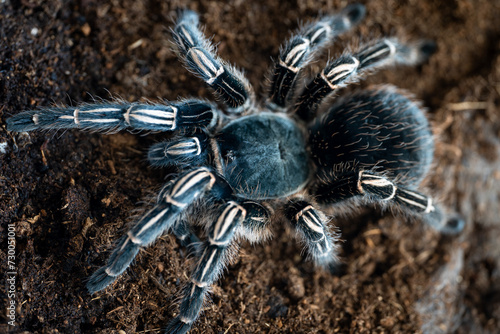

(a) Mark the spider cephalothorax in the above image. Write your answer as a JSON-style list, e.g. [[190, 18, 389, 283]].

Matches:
[[216, 113, 310, 198], [7, 4, 464, 333]]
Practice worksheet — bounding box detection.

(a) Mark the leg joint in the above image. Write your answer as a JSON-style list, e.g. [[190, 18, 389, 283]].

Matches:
[[359, 171, 397, 201]]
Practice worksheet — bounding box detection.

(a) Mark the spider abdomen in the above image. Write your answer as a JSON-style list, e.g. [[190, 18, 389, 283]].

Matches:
[[309, 86, 434, 186], [216, 113, 309, 199]]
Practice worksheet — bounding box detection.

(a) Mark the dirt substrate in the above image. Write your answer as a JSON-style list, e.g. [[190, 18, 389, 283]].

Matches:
[[1, 0, 500, 333]]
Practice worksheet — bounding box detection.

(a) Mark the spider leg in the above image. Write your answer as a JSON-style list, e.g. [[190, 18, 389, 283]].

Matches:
[[267, 3, 366, 111], [172, 10, 255, 114], [284, 199, 340, 272], [294, 38, 437, 121], [148, 130, 209, 167], [154, 180, 202, 251], [166, 201, 246, 334], [86, 167, 216, 293], [6, 99, 219, 133], [237, 201, 272, 243], [315, 171, 465, 235], [171, 218, 201, 249]]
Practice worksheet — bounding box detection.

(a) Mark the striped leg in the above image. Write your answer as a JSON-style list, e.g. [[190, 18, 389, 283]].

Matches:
[[172, 10, 255, 114], [148, 131, 209, 167], [284, 199, 340, 271], [168, 199, 271, 254], [6, 99, 219, 133], [267, 3, 365, 111], [86, 168, 216, 293], [166, 201, 246, 334], [156, 181, 201, 250], [294, 38, 436, 120], [315, 171, 465, 234]]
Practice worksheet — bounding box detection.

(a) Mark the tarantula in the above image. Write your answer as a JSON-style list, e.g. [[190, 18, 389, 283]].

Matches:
[[7, 4, 464, 333]]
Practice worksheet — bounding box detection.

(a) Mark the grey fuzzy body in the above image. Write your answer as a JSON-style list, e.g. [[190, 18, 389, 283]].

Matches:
[[217, 113, 310, 199]]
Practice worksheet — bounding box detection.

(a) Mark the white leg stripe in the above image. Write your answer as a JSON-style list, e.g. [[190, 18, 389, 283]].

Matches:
[[171, 106, 178, 129], [105, 266, 119, 277], [425, 198, 435, 213], [73, 108, 80, 125], [127, 231, 142, 244], [220, 78, 244, 98], [320, 71, 339, 90], [297, 207, 324, 234], [171, 169, 213, 198], [167, 138, 201, 156], [310, 23, 331, 44], [210, 138, 223, 174], [191, 278, 208, 288], [132, 109, 175, 118], [212, 202, 243, 241], [81, 108, 121, 113], [324, 57, 359, 82], [124, 106, 133, 126], [208, 239, 230, 246], [295, 205, 313, 222], [80, 119, 120, 123], [323, 238, 332, 253], [311, 234, 326, 244], [361, 178, 393, 187], [385, 39, 397, 56], [188, 48, 224, 84], [360, 172, 397, 200], [398, 189, 435, 212], [207, 109, 218, 129], [180, 316, 193, 324], [360, 173, 384, 180], [362, 40, 396, 65], [167, 148, 198, 155], [316, 242, 323, 255], [129, 114, 174, 126], [32, 114, 39, 125], [135, 207, 169, 237], [169, 140, 197, 148], [284, 38, 310, 68], [206, 68, 225, 85], [178, 25, 195, 47], [401, 189, 427, 201], [279, 58, 299, 73], [387, 185, 397, 201], [357, 171, 365, 193], [251, 216, 267, 223], [199, 248, 217, 282], [164, 194, 188, 208], [398, 196, 428, 210], [119, 237, 130, 251]]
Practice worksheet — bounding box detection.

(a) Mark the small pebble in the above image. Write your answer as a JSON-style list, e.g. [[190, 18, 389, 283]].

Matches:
[[81, 23, 91, 36]]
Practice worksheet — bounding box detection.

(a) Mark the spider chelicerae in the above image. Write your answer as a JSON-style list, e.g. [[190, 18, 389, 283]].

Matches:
[[7, 4, 465, 333]]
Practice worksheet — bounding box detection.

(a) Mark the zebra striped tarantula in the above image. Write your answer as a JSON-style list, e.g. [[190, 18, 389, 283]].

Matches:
[[7, 4, 464, 333]]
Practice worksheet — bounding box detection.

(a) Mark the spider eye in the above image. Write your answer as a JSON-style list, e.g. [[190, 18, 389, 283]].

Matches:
[[225, 150, 235, 162]]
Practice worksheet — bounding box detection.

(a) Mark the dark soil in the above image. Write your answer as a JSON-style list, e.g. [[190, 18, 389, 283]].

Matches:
[[1, 0, 500, 333]]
